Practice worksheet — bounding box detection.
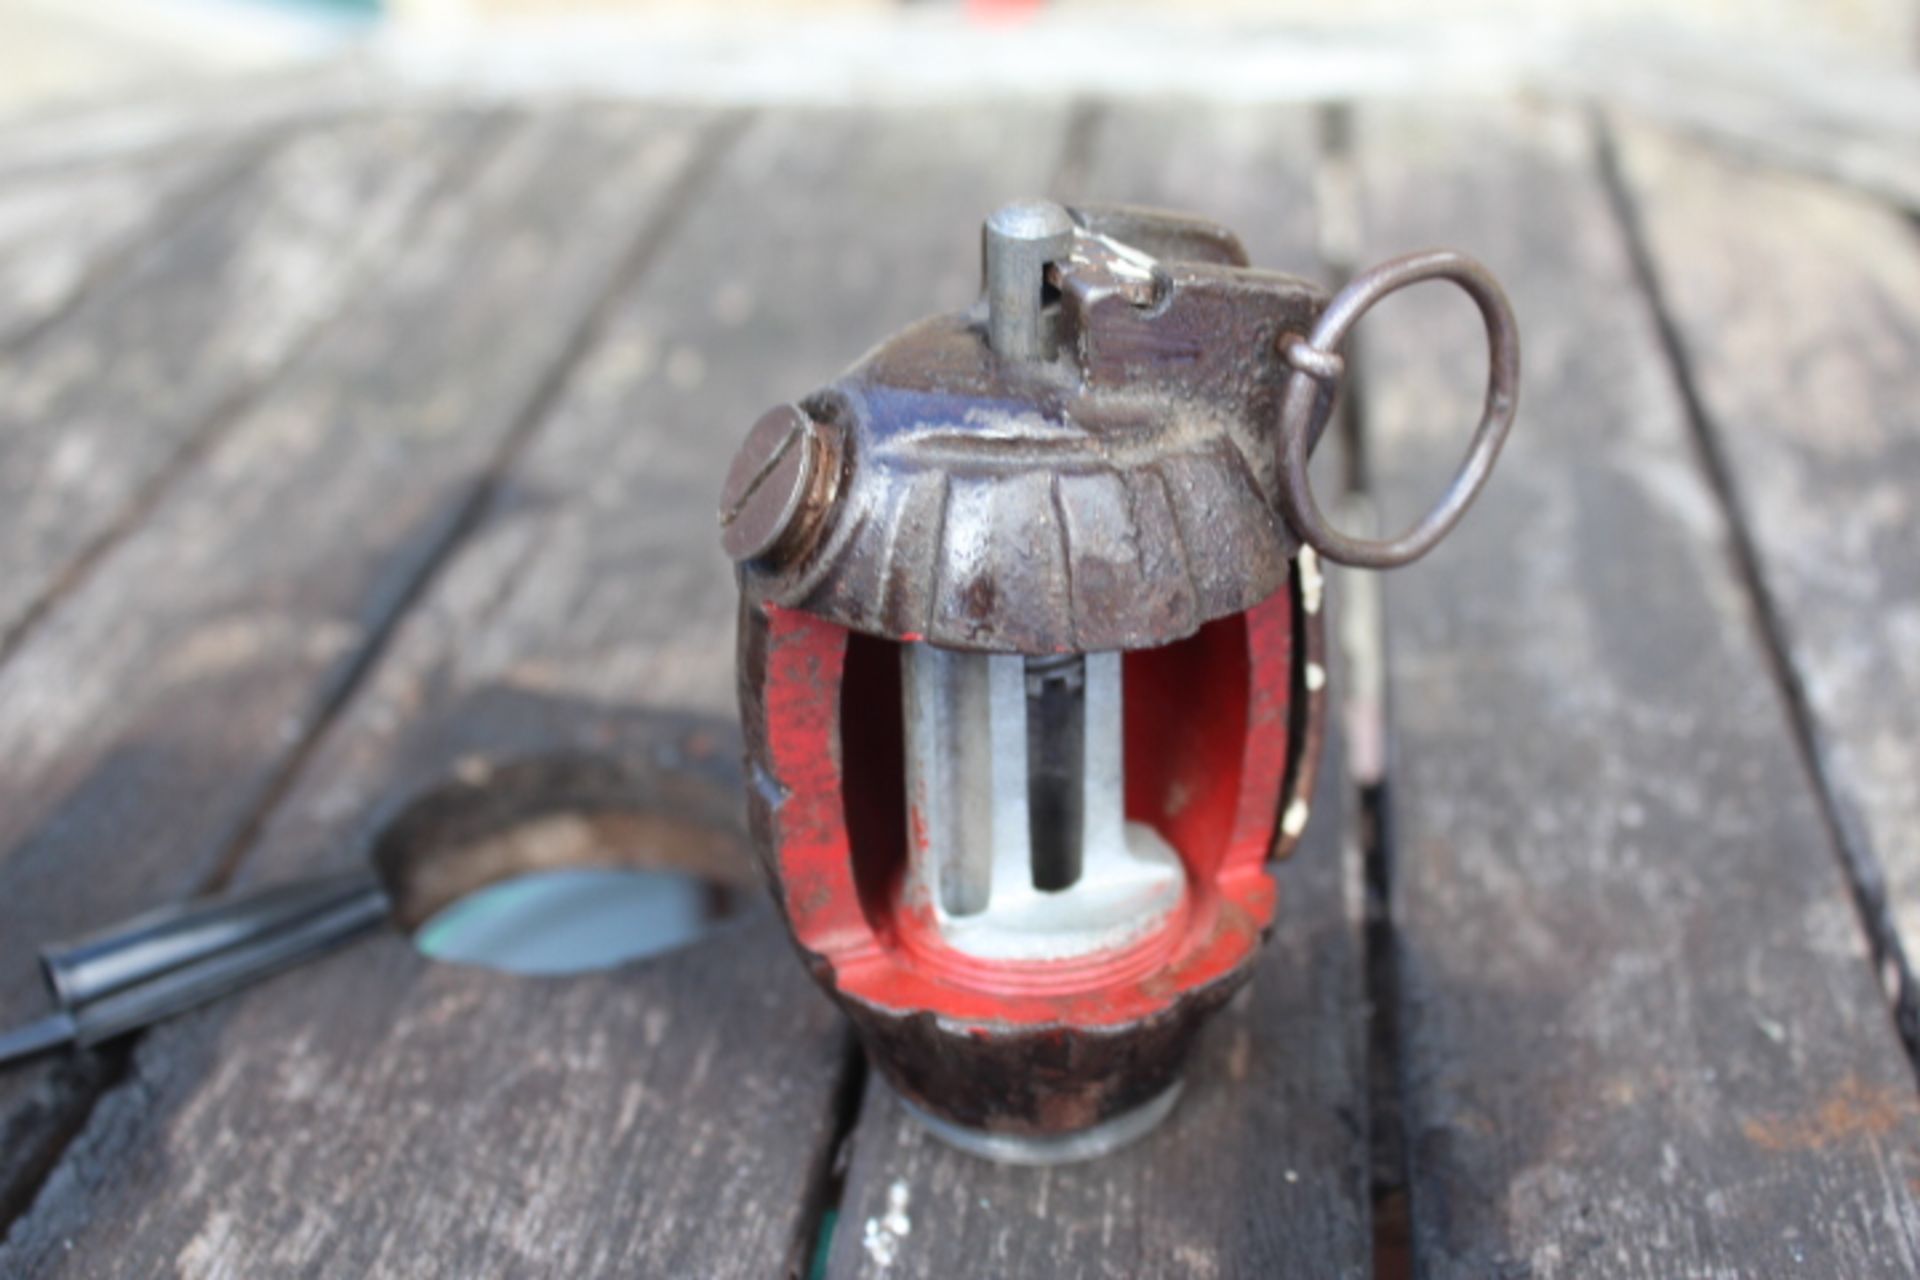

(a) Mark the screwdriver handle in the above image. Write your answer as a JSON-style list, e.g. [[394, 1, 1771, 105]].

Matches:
[[68, 882, 389, 1048], [42, 871, 383, 1010]]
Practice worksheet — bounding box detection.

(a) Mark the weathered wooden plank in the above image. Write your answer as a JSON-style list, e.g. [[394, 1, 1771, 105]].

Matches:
[[0, 67, 366, 183], [0, 111, 482, 653], [0, 107, 709, 1231], [0, 142, 246, 350], [4, 902, 841, 1278], [1611, 120, 1920, 1039], [0, 106, 1073, 1277], [1552, 34, 1920, 215], [0, 108, 475, 1223], [1356, 100, 1920, 1277], [825, 100, 1370, 1280]]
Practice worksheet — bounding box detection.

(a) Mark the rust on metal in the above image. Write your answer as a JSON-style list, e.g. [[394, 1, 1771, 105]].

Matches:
[[1276, 249, 1521, 568], [722, 201, 1518, 1151], [737, 204, 1327, 654]]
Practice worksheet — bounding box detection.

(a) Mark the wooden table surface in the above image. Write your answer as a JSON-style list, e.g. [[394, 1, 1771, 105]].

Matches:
[[0, 89, 1918, 1278]]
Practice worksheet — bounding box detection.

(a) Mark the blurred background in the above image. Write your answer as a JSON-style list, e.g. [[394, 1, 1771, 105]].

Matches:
[[1, 0, 1915, 118], [3, 0, 1913, 226]]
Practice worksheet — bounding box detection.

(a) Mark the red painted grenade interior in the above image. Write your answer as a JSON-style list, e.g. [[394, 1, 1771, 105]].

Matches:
[[758, 586, 1296, 1029]]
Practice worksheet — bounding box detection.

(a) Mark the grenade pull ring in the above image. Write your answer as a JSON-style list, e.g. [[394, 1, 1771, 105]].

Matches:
[[1278, 249, 1521, 568]]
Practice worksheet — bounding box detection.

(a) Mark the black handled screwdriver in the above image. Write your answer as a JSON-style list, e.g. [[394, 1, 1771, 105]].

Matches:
[[0, 872, 388, 1068]]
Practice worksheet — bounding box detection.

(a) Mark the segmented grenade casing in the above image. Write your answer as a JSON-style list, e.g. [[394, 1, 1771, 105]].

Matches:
[[726, 205, 1331, 1147]]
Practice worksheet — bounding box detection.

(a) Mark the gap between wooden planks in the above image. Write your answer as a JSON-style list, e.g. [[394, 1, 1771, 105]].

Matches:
[[0, 105, 1092, 1278], [1358, 99, 1920, 1277], [0, 106, 715, 1239]]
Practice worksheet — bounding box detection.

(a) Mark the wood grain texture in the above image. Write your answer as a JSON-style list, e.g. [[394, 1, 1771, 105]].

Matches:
[[0, 107, 707, 1232], [825, 101, 1371, 1280], [1356, 100, 1920, 1277], [0, 111, 481, 652], [0, 106, 1073, 1278], [0, 67, 365, 183], [4, 909, 842, 1280], [1611, 120, 1920, 1028], [0, 142, 245, 350], [1558, 35, 1920, 215]]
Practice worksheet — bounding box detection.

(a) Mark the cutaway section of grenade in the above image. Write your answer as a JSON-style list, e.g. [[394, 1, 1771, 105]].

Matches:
[[723, 199, 1518, 1162]]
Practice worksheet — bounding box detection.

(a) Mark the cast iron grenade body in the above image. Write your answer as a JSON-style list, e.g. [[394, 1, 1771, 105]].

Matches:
[[723, 201, 1517, 1163]]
